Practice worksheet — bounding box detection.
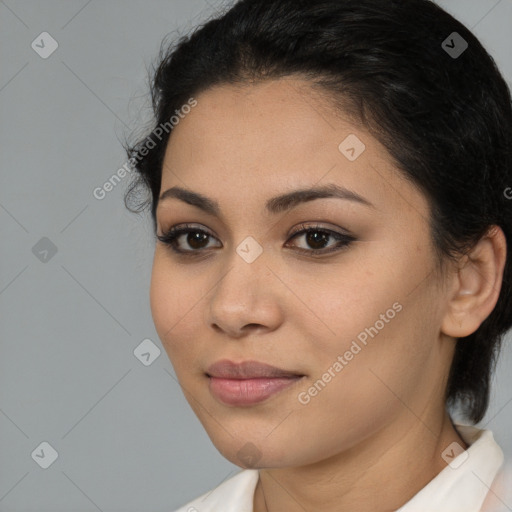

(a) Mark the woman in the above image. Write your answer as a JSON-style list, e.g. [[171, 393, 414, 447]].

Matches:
[[123, 0, 512, 510]]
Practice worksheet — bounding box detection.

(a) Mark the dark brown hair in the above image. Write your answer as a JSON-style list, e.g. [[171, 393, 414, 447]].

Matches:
[[123, 0, 512, 422]]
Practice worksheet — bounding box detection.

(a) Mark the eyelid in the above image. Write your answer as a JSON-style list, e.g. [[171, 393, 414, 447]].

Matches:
[[288, 221, 354, 238], [157, 222, 216, 239], [157, 220, 353, 239], [157, 222, 352, 242]]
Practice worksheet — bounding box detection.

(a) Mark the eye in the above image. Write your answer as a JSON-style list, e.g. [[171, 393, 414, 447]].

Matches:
[[286, 223, 356, 255], [156, 222, 356, 257], [156, 223, 220, 255]]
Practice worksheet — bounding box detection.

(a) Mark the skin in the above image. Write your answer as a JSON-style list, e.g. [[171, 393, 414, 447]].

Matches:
[[149, 77, 507, 511]]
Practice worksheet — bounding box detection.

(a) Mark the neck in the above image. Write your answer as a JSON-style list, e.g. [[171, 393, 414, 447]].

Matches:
[[253, 411, 467, 512]]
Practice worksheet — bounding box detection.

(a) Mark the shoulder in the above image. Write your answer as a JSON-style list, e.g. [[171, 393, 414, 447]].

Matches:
[[172, 469, 260, 512]]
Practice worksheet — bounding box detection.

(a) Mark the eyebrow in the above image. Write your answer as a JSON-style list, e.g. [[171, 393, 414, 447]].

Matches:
[[158, 183, 375, 216]]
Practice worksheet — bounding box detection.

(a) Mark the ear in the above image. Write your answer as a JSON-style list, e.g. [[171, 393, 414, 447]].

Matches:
[[441, 225, 507, 338]]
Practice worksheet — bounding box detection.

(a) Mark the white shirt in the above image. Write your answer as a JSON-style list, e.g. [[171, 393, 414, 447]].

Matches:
[[172, 424, 511, 512]]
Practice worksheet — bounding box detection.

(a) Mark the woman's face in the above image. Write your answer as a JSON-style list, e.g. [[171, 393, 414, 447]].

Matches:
[[150, 77, 456, 468]]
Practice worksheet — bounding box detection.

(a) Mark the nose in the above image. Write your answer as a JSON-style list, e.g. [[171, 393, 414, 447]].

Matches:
[[206, 246, 284, 338]]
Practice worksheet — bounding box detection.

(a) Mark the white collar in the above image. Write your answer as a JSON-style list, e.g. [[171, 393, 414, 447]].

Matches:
[[174, 424, 504, 512], [396, 424, 504, 511]]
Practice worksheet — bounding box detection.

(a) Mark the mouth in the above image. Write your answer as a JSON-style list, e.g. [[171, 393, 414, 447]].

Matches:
[[205, 359, 306, 406]]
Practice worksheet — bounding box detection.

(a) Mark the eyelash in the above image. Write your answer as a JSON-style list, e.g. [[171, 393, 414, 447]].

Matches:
[[156, 223, 356, 258]]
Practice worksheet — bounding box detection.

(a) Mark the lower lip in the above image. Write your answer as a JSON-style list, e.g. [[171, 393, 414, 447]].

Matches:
[[208, 376, 304, 406]]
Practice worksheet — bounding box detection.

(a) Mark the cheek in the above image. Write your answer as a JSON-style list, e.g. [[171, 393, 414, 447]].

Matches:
[[294, 254, 435, 409], [149, 253, 204, 358], [289, 312, 428, 458], [289, 260, 404, 357]]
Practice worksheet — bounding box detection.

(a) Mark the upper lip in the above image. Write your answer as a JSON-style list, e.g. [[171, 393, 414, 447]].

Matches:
[[206, 359, 304, 379]]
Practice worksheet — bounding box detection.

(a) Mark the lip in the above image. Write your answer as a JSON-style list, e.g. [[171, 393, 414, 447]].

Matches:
[[206, 359, 304, 379], [206, 359, 305, 406]]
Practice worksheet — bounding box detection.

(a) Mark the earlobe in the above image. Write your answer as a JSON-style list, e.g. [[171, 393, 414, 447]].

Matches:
[[440, 225, 507, 339]]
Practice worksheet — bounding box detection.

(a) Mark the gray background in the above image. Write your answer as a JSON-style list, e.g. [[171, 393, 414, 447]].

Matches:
[[0, 0, 511, 510]]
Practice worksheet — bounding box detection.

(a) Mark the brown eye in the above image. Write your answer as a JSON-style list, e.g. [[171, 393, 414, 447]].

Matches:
[[185, 231, 210, 249], [286, 223, 356, 256], [156, 224, 220, 254], [157, 222, 356, 257]]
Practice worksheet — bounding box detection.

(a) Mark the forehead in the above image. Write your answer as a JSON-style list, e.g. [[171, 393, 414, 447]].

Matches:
[[165, 78, 360, 160], [159, 78, 429, 224]]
